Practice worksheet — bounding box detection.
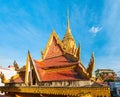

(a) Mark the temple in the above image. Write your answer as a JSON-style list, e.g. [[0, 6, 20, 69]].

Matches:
[[0, 12, 110, 97]]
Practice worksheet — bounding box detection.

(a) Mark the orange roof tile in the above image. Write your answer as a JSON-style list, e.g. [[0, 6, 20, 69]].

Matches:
[[11, 76, 24, 83], [9, 56, 84, 83], [10, 73, 25, 83], [40, 69, 85, 81], [34, 56, 85, 81], [44, 36, 63, 59], [40, 55, 75, 68]]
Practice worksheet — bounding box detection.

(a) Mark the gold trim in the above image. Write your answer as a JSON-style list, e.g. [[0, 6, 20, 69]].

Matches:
[[0, 86, 110, 97], [45, 64, 77, 72], [10, 74, 20, 81]]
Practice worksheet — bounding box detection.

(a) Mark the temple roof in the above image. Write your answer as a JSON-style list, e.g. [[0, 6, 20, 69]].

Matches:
[[37, 68, 85, 81], [2, 10, 95, 85], [34, 55, 85, 81], [4, 31, 94, 84], [39, 55, 74, 68]]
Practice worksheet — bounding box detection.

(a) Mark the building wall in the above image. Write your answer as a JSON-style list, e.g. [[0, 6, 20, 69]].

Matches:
[[0, 67, 16, 79], [0, 67, 17, 86], [95, 69, 117, 81]]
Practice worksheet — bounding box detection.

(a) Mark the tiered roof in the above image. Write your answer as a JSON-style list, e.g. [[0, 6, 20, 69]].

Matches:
[[1, 11, 95, 85], [34, 55, 84, 81]]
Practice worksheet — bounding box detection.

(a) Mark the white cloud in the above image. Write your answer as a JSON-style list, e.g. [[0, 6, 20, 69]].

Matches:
[[89, 26, 102, 34]]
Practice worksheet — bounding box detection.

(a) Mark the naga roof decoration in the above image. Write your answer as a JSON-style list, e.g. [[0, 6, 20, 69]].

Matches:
[[87, 52, 95, 78]]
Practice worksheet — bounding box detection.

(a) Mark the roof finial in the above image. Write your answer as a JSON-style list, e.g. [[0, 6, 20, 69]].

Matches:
[[67, 7, 70, 30], [62, 8, 76, 53]]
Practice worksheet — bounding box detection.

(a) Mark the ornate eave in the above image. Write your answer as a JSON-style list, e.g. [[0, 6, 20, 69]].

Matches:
[[64, 52, 79, 62]]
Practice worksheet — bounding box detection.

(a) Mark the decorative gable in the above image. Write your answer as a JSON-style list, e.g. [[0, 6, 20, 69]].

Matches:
[[45, 37, 63, 59], [42, 30, 63, 59]]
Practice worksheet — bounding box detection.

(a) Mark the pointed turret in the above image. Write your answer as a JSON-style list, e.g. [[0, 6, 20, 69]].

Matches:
[[87, 52, 95, 78], [62, 9, 76, 54]]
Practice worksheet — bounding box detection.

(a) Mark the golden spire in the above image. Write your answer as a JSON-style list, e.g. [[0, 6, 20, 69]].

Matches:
[[67, 8, 70, 32], [62, 8, 76, 53], [63, 8, 73, 40]]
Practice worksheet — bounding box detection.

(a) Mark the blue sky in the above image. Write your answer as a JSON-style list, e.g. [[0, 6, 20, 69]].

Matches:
[[0, 0, 120, 73]]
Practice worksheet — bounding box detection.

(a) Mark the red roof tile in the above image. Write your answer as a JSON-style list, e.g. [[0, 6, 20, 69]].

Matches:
[[10, 74, 25, 83], [40, 55, 75, 68], [11, 76, 24, 83], [34, 57, 85, 81], [44, 37, 63, 59], [40, 69, 84, 81], [9, 55, 83, 82]]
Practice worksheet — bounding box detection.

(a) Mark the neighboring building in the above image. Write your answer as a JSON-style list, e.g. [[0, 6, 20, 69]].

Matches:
[[0, 66, 17, 95], [0, 66, 17, 85], [0, 13, 110, 97], [95, 69, 117, 82]]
